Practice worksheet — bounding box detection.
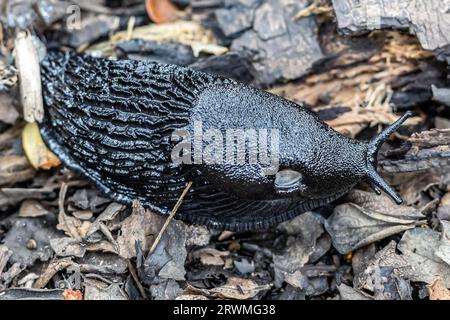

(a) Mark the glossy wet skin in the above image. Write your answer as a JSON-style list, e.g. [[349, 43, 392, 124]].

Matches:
[[189, 84, 369, 201], [40, 50, 407, 231]]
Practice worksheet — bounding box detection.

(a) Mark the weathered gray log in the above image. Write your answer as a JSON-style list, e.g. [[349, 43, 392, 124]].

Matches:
[[331, 0, 450, 52], [215, 0, 324, 86]]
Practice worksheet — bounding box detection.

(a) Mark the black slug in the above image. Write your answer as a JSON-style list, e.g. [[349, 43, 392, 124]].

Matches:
[[39, 50, 412, 231]]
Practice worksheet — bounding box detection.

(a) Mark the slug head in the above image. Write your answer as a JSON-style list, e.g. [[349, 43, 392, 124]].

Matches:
[[274, 111, 413, 204], [190, 84, 410, 205]]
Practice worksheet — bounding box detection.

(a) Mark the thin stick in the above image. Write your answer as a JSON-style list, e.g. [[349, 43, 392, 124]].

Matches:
[[127, 259, 148, 300], [148, 181, 193, 257]]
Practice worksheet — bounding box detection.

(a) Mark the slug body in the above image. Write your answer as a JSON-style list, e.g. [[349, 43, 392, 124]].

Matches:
[[39, 51, 410, 231]]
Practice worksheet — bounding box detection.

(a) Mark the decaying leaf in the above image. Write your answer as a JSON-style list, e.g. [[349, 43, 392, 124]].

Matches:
[[191, 248, 229, 266], [50, 237, 86, 258], [145, 0, 182, 24], [274, 212, 329, 287], [209, 277, 271, 300], [137, 219, 187, 284], [150, 279, 182, 300], [325, 104, 419, 137], [56, 184, 83, 241], [68, 188, 110, 212], [84, 202, 124, 252], [185, 225, 211, 247], [22, 122, 61, 170], [17, 273, 40, 288], [83, 279, 128, 300], [325, 190, 425, 254], [72, 210, 93, 220], [3, 216, 59, 267], [355, 241, 414, 292], [395, 172, 441, 206], [398, 228, 450, 287], [78, 253, 127, 275], [427, 278, 450, 300], [19, 200, 51, 218], [33, 258, 74, 289], [117, 200, 161, 259], [338, 283, 373, 300]]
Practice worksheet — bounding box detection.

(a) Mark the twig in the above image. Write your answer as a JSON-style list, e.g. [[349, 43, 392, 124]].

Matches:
[[148, 181, 193, 256], [58, 182, 82, 241], [127, 259, 148, 300]]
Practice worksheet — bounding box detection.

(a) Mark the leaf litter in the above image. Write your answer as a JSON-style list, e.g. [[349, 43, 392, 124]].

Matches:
[[1, 0, 450, 300]]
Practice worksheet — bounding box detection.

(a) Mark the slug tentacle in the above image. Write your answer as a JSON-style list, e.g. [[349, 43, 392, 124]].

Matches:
[[366, 111, 413, 204]]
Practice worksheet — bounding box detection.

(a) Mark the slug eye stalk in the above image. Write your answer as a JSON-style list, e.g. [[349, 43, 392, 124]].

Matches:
[[366, 111, 413, 204]]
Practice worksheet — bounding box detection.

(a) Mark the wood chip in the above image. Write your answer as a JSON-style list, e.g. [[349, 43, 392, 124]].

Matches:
[[13, 32, 44, 123]]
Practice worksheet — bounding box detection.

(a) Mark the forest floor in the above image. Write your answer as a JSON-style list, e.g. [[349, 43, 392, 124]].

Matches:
[[0, 0, 450, 300]]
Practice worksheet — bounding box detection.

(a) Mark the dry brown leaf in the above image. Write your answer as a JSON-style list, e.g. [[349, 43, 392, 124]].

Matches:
[[117, 199, 163, 259], [19, 200, 51, 217], [145, 0, 182, 24], [50, 237, 86, 258], [398, 228, 450, 287], [395, 172, 441, 205], [427, 278, 450, 300], [192, 248, 230, 266], [209, 277, 271, 300], [218, 231, 235, 241], [72, 210, 93, 220], [33, 258, 74, 289], [325, 190, 425, 254], [57, 183, 83, 241], [83, 279, 128, 300], [86, 240, 117, 254], [22, 122, 61, 170]]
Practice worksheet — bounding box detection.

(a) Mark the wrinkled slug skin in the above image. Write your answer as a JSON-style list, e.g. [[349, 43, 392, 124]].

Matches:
[[39, 50, 368, 231]]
